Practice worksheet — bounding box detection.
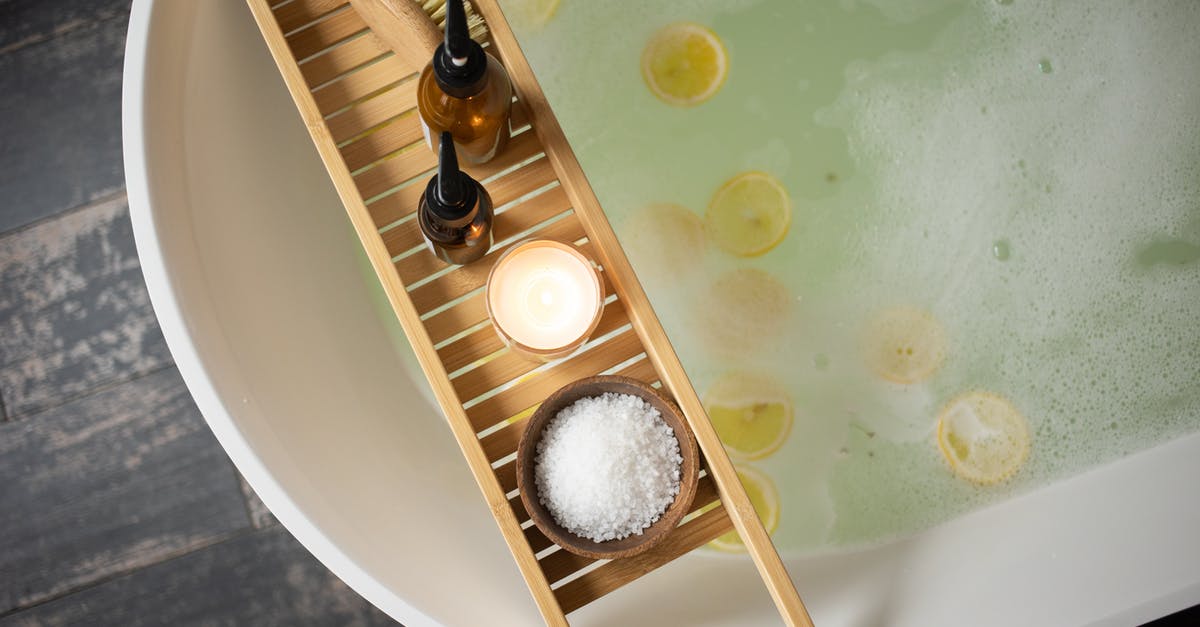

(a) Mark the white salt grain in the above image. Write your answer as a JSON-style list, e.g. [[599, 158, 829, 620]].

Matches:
[[534, 392, 683, 542]]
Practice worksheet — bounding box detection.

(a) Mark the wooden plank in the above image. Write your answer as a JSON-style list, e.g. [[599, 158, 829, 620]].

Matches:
[[0, 0, 128, 54], [511, 100, 531, 131], [0, 368, 249, 613], [245, 3, 567, 623], [405, 216, 588, 315], [285, 6, 366, 60], [367, 140, 548, 230], [464, 301, 629, 437], [5, 526, 397, 626], [359, 128, 547, 216], [475, 1, 812, 624], [495, 460, 518, 496], [553, 506, 735, 614], [422, 290, 487, 346], [357, 150, 431, 212], [378, 132, 549, 256], [327, 77, 419, 144], [690, 472, 722, 511], [0, 7, 127, 234], [537, 473, 723, 585], [439, 322, 506, 375], [392, 186, 570, 282], [299, 31, 391, 90], [0, 196, 172, 417], [611, 356, 659, 388], [526, 526, 555, 554], [465, 331, 644, 432], [312, 55, 410, 115], [274, 0, 349, 34], [509, 490, 528, 519], [341, 110, 423, 172]]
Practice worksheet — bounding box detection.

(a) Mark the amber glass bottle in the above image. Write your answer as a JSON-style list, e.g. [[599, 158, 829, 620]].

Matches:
[[419, 132, 494, 265], [417, 0, 512, 164]]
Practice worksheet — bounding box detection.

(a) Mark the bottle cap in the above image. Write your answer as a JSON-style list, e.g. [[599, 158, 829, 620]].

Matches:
[[433, 0, 488, 98], [424, 131, 479, 222]]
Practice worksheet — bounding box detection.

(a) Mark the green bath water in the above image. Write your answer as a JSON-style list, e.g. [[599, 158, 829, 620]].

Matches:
[[499, 0, 1200, 554]]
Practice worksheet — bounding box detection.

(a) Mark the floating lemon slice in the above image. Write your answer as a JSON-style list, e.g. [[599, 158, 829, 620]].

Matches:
[[709, 465, 780, 552], [704, 372, 794, 460], [622, 203, 707, 277], [506, 0, 560, 28], [696, 268, 791, 357], [641, 22, 729, 107], [861, 306, 947, 384], [706, 172, 792, 257], [937, 391, 1031, 485]]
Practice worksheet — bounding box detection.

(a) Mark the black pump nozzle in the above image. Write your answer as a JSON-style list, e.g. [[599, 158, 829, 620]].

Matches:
[[424, 132, 479, 222], [444, 0, 471, 62], [433, 0, 487, 98], [436, 131, 465, 206]]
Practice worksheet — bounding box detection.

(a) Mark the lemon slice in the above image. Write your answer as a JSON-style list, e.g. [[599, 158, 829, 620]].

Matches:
[[937, 391, 1031, 485], [861, 306, 947, 384], [709, 465, 780, 552], [706, 172, 792, 257], [641, 22, 729, 107], [696, 268, 791, 357], [704, 372, 794, 460], [506, 0, 560, 28], [622, 203, 707, 278]]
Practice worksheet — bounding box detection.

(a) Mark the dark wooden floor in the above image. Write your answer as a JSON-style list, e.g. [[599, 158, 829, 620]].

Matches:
[[0, 1, 399, 624]]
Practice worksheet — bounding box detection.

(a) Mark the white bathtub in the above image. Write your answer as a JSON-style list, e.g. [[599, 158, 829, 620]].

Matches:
[[122, 1, 1200, 625]]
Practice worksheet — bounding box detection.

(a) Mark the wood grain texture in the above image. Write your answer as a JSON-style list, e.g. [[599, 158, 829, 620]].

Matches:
[[0, 14, 126, 234], [367, 137, 552, 231], [0, 196, 172, 418], [465, 300, 629, 442], [245, 2, 566, 621], [312, 55, 411, 114], [0, 368, 250, 614], [421, 290, 488, 346], [299, 30, 390, 90], [328, 78, 419, 145], [285, 6, 367, 60], [0, 0, 130, 55], [274, 0, 349, 34], [0, 527, 398, 627], [349, 0, 441, 70], [553, 505, 734, 614], [237, 473, 280, 530], [465, 330, 643, 432]]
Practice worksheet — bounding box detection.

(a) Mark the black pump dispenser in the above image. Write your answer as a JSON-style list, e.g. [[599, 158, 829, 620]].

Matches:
[[417, 131, 494, 265], [424, 132, 479, 223], [433, 0, 487, 98]]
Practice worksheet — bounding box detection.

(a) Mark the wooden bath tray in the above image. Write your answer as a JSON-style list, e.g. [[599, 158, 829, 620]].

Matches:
[[246, 1, 812, 624]]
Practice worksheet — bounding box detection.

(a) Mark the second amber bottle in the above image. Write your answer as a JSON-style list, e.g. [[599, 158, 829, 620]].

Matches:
[[419, 131, 494, 265], [417, 0, 512, 165]]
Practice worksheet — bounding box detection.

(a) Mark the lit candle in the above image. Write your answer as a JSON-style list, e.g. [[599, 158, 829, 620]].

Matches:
[[486, 239, 604, 361]]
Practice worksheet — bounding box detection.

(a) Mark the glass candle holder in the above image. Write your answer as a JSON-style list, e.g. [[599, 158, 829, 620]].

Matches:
[[485, 239, 604, 362]]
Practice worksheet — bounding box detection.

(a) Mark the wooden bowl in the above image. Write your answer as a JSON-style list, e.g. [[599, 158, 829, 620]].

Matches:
[[516, 375, 700, 560]]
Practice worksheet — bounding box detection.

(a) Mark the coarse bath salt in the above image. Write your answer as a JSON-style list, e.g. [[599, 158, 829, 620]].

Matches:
[[534, 392, 683, 542]]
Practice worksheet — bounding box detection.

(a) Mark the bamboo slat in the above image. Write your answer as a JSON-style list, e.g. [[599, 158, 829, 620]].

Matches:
[[246, 1, 810, 624], [300, 32, 390, 88]]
